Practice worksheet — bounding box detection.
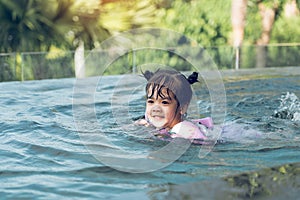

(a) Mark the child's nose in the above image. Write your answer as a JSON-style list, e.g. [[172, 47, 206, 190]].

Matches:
[[151, 105, 162, 113]]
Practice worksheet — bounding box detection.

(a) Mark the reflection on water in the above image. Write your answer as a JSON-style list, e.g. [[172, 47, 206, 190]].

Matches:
[[0, 68, 299, 199]]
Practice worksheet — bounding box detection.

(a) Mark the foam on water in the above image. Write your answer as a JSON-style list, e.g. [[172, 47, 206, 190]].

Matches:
[[274, 92, 300, 121]]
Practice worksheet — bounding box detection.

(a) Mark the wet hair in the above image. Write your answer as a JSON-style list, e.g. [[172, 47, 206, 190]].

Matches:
[[142, 69, 198, 107]]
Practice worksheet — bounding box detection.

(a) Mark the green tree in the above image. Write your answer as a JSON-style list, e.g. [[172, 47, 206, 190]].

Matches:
[[158, 0, 230, 47], [157, 0, 232, 69], [248, 0, 287, 67], [0, 0, 158, 80], [0, 0, 68, 52], [0, 0, 67, 80]]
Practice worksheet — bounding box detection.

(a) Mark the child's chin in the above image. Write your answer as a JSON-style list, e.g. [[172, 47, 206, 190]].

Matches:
[[150, 120, 166, 129]]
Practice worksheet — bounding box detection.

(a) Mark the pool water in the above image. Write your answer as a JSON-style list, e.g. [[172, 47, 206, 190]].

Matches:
[[0, 67, 300, 199]]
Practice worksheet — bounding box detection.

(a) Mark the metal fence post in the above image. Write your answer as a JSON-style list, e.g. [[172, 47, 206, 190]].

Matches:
[[235, 46, 240, 70]]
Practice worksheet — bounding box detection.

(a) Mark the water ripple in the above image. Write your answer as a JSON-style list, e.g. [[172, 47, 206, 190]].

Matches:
[[0, 74, 300, 199]]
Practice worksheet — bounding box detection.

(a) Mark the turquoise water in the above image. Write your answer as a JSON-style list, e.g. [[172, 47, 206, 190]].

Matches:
[[1, 68, 300, 199]]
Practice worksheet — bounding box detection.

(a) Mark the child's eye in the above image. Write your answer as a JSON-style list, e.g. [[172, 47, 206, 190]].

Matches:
[[162, 100, 170, 105], [147, 99, 154, 104]]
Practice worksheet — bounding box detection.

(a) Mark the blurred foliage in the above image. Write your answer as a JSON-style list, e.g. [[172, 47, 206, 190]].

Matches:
[[245, 0, 287, 44], [0, 0, 300, 81], [157, 0, 230, 47], [0, 0, 157, 52], [21, 52, 75, 80], [1, 0, 300, 51], [0, 0, 157, 81], [0, 53, 16, 81], [0, 0, 63, 52], [271, 16, 300, 43], [100, 0, 156, 32], [243, 1, 263, 45], [104, 49, 195, 75]]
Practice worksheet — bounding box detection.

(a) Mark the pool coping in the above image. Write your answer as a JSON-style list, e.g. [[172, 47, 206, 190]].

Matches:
[[220, 66, 300, 81]]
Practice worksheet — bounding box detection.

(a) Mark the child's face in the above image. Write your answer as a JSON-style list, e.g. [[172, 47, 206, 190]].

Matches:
[[145, 86, 182, 129]]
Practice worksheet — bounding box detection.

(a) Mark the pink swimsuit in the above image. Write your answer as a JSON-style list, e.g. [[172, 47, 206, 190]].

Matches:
[[155, 117, 213, 143]]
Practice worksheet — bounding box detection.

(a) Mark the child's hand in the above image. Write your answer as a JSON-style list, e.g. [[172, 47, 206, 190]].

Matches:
[[135, 119, 150, 127]]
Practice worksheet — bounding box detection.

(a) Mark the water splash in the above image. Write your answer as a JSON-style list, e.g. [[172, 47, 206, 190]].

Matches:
[[274, 92, 300, 121]]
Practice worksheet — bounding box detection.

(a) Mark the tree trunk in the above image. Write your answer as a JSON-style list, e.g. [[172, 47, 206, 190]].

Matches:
[[231, 0, 247, 69], [256, 3, 276, 68], [75, 39, 85, 78], [284, 0, 299, 18], [231, 0, 248, 47], [257, 3, 276, 45]]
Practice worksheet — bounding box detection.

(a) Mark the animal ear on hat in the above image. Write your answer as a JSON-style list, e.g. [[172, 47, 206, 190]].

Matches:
[[187, 72, 199, 84], [142, 70, 154, 81]]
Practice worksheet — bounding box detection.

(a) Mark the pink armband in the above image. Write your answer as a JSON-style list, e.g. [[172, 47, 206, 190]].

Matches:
[[192, 117, 214, 129]]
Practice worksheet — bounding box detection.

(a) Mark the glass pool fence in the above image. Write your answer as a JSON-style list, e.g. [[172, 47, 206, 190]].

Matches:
[[0, 44, 299, 82]]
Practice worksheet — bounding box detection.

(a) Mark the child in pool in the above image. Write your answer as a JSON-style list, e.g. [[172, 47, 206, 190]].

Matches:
[[137, 69, 211, 140]]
